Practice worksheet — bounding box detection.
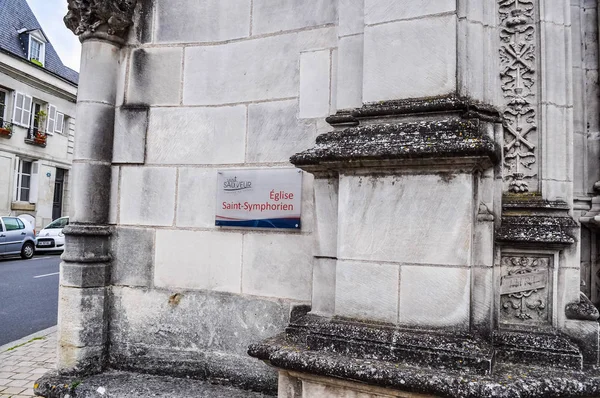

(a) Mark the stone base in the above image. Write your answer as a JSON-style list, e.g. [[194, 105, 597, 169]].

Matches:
[[249, 315, 600, 398]]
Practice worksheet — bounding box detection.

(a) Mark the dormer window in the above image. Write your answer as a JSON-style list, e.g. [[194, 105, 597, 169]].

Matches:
[[28, 36, 45, 66]]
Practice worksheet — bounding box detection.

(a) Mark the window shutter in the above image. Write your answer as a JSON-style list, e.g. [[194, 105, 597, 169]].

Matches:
[[55, 112, 64, 134], [12, 158, 19, 202], [13, 92, 23, 125], [22, 95, 32, 127], [47, 104, 56, 133], [29, 161, 39, 204]]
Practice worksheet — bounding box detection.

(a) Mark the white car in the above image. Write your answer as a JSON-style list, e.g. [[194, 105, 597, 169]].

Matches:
[[36, 216, 69, 252]]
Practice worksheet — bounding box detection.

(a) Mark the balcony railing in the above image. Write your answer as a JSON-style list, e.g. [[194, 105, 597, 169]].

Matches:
[[0, 120, 12, 138], [25, 127, 47, 147]]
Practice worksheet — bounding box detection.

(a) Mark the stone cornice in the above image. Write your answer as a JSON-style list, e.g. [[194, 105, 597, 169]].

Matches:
[[64, 0, 137, 45]]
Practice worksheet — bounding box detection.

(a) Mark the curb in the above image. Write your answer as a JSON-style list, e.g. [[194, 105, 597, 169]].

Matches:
[[0, 325, 57, 352]]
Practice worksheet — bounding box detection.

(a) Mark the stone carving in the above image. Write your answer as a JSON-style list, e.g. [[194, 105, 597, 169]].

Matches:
[[500, 256, 550, 325], [498, 0, 538, 193], [64, 0, 136, 40]]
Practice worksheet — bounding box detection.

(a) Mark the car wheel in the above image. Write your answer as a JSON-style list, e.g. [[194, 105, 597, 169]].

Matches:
[[21, 242, 34, 259]]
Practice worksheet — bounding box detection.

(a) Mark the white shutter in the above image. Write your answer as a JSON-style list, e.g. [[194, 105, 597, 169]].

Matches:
[[47, 104, 56, 134], [21, 95, 32, 127], [55, 112, 64, 134], [13, 92, 23, 125], [29, 161, 39, 204], [12, 158, 19, 202]]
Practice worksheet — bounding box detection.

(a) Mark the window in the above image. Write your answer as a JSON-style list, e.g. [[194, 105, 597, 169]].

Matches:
[[15, 160, 32, 202], [2, 217, 25, 231], [12, 92, 32, 127], [55, 112, 64, 134], [29, 37, 45, 66], [47, 104, 56, 133], [31, 102, 42, 130], [45, 217, 68, 229], [0, 90, 6, 125]]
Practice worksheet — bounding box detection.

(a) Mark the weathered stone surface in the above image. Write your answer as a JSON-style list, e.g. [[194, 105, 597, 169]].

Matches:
[[247, 100, 316, 163], [496, 215, 577, 245], [146, 106, 246, 165], [73, 101, 115, 161], [76, 40, 120, 104], [183, 27, 336, 105], [155, 0, 250, 43], [311, 258, 336, 316], [299, 50, 331, 119], [242, 234, 313, 300], [335, 260, 399, 323], [363, 15, 456, 102], [64, 0, 136, 43], [35, 370, 273, 398], [113, 106, 148, 164], [399, 266, 470, 330], [565, 293, 600, 321], [127, 48, 182, 106], [154, 229, 242, 292], [336, 34, 364, 110], [61, 262, 111, 288], [338, 0, 364, 37], [119, 167, 177, 226], [58, 286, 108, 351], [337, 173, 473, 266], [176, 168, 218, 228], [108, 287, 294, 392], [364, 0, 456, 25], [70, 163, 112, 224], [111, 227, 154, 287], [252, 0, 336, 35]]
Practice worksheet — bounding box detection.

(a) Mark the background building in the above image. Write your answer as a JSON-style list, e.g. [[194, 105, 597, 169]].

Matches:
[[0, 0, 78, 230]]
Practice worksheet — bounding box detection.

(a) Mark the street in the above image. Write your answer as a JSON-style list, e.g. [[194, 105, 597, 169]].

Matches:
[[0, 254, 60, 346]]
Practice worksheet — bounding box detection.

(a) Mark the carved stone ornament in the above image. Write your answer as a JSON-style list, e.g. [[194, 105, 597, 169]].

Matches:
[[498, 0, 538, 193], [500, 255, 551, 326], [64, 0, 136, 44]]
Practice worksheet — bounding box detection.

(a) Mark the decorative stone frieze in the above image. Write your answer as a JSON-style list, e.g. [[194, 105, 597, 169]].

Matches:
[[64, 0, 136, 44], [498, 0, 539, 193]]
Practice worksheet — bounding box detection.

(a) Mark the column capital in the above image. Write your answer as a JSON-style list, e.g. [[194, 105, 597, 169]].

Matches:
[[64, 0, 136, 45]]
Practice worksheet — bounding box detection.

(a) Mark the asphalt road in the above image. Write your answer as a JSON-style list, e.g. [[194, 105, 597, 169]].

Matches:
[[0, 254, 61, 346]]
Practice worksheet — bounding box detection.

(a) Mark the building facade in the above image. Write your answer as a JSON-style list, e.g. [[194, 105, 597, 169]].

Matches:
[[38, 0, 600, 397], [0, 0, 78, 230]]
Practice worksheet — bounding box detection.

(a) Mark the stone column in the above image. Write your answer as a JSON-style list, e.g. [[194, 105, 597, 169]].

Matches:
[[57, 0, 135, 374]]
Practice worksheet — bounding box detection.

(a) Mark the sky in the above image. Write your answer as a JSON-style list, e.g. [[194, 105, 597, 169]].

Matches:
[[26, 0, 81, 71]]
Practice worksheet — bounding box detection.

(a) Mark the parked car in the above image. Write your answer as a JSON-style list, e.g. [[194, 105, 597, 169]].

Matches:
[[0, 216, 36, 259], [36, 216, 69, 252]]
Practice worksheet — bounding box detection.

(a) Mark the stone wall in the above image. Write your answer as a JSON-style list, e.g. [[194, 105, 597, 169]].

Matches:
[[104, 0, 340, 389]]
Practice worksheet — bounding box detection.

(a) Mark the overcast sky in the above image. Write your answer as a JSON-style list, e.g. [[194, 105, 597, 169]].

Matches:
[[26, 0, 81, 71]]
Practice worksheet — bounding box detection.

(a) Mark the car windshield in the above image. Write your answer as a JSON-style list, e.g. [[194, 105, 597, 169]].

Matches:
[[44, 217, 69, 229]]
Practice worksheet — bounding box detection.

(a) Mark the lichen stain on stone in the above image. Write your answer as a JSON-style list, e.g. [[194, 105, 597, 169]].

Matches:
[[168, 293, 183, 306], [438, 172, 456, 183]]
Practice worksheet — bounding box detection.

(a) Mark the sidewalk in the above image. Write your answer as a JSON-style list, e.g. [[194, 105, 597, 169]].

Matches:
[[0, 327, 57, 398]]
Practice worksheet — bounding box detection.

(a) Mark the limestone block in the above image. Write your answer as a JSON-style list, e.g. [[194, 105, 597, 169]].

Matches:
[[301, 172, 316, 233], [252, 0, 337, 35], [471, 267, 493, 335], [127, 48, 182, 106], [278, 372, 302, 398], [114, 49, 129, 107], [113, 107, 148, 164], [559, 267, 583, 319], [155, 230, 243, 293], [338, 0, 364, 37], [74, 102, 115, 162], [363, 15, 456, 102], [313, 178, 338, 258], [183, 27, 337, 105], [473, 221, 494, 267], [109, 166, 119, 224], [336, 34, 364, 110], [311, 258, 336, 316], [109, 286, 291, 357], [58, 286, 108, 348], [335, 260, 399, 323], [563, 319, 600, 365], [457, 0, 484, 22], [399, 266, 470, 330], [111, 227, 155, 287], [458, 20, 485, 102], [541, 0, 568, 25], [155, 0, 250, 43], [247, 100, 317, 163], [61, 262, 110, 288], [146, 106, 246, 165], [70, 163, 112, 224], [541, 23, 569, 107], [583, 8, 598, 68], [541, 104, 570, 182], [364, 0, 455, 25], [338, 173, 473, 266], [299, 50, 331, 119], [119, 167, 177, 226], [78, 40, 120, 106], [242, 234, 313, 300], [176, 168, 217, 228]]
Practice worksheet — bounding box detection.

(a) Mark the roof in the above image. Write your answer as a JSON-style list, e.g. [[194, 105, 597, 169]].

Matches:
[[0, 0, 79, 85]]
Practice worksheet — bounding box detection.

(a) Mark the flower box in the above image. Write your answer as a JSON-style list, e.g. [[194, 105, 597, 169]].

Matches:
[[0, 127, 11, 137]]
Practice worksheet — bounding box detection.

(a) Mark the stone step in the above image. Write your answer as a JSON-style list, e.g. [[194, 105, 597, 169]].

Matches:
[[493, 331, 583, 370]]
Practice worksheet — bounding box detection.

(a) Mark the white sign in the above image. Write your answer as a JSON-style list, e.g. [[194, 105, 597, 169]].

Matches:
[[216, 168, 303, 229]]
